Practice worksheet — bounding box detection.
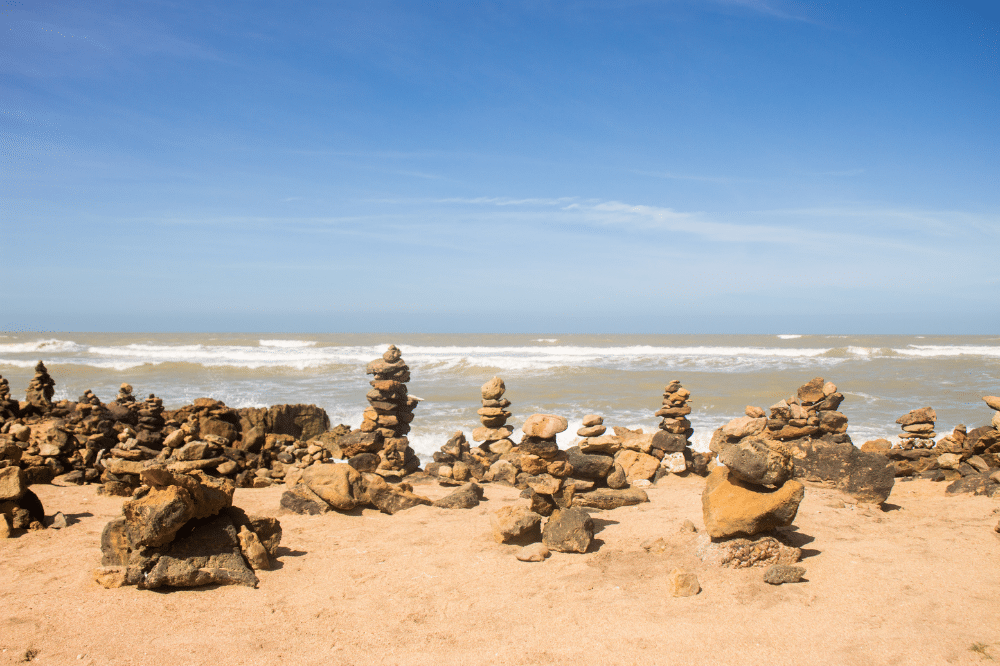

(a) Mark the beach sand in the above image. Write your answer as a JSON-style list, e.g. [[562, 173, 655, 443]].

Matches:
[[2, 477, 998, 666]]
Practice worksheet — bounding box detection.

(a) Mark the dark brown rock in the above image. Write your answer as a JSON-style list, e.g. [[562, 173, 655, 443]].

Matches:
[[573, 488, 648, 510], [541, 507, 594, 553]]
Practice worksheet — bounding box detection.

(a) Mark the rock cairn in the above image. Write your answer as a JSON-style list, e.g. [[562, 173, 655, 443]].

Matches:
[[560, 417, 652, 510], [362, 345, 421, 477], [114, 382, 137, 406], [474, 376, 515, 455], [24, 361, 55, 413], [95, 469, 281, 589], [895, 407, 936, 449], [0, 466, 47, 538], [878, 396, 1000, 496], [653, 380, 715, 476], [710, 377, 894, 504], [0, 376, 17, 424], [699, 437, 805, 568]]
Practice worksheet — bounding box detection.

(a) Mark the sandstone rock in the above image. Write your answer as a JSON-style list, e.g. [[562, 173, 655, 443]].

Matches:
[[565, 447, 614, 480], [788, 436, 895, 504], [937, 453, 961, 470], [702, 467, 804, 538], [542, 507, 594, 553], [764, 564, 806, 585], [668, 568, 700, 597], [491, 505, 542, 544], [982, 396, 1000, 411], [432, 483, 483, 509], [520, 488, 557, 516], [721, 416, 767, 440], [719, 437, 792, 487], [896, 407, 936, 426], [122, 485, 194, 548], [339, 431, 383, 458], [616, 449, 660, 482], [797, 377, 826, 404], [521, 414, 568, 439], [94, 567, 126, 589], [515, 542, 550, 562], [582, 414, 603, 427], [573, 488, 648, 510], [488, 460, 518, 485], [579, 434, 622, 455], [238, 525, 271, 570], [861, 439, 892, 453], [607, 463, 627, 489], [361, 475, 432, 514], [279, 484, 330, 515], [577, 425, 607, 437], [745, 406, 766, 418], [0, 467, 26, 501], [526, 473, 561, 495], [651, 431, 688, 453], [481, 376, 506, 400], [301, 464, 362, 511]]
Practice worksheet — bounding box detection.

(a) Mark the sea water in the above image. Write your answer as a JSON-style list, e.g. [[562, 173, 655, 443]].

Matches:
[[1, 333, 998, 460]]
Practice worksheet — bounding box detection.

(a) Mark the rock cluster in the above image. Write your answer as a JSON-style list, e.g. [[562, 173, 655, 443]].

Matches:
[[95, 469, 281, 589], [880, 396, 1000, 496], [710, 377, 895, 504], [280, 463, 437, 515], [0, 466, 47, 538], [24, 361, 55, 414], [487, 413, 575, 492], [360, 345, 421, 477], [490, 500, 596, 556], [895, 407, 936, 449]]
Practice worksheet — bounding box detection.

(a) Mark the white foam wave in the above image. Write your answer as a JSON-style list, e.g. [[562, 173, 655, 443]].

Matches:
[[534, 338, 559, 343], [259, 339, 317, 348], [895, 345, 1000, 358], [0, 338, 83, 353], [777, 334, 802, 339]]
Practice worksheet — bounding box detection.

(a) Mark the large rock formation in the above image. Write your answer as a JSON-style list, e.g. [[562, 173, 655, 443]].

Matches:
[[360, 345, 421, 477], [280, 463, 432, 515], [94, 469, 281, 589]]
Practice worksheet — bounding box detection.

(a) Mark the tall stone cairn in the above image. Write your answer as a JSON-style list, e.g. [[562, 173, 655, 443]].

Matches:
[[114, 383, 137, 405], [0, 376, 16, 423], [472, 377, 515, 456], [363, 345, 420, 477], [652, 380, 704, 474], [25, 361, 55, 412], [136, 394, 166, 445], [895, 407, 936, 449]]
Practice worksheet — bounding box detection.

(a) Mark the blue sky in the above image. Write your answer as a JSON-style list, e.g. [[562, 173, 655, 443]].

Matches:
[[2, 0, 998, 333]]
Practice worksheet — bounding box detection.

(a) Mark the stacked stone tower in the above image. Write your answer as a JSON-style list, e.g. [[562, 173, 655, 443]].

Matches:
[[136, 394, 166, 446], [652, 380, 696, 472], [895, 407, 936, 449], [472, 376, 515, 456], [25, 361, 55, 412], [363, 345, 420, 476], [0, 376, 16, 423], [114, 383, 137, 405]]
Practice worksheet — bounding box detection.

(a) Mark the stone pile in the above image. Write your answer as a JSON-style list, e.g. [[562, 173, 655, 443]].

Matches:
[[880, 396, 1000, 496], [559, 417, 652, 509], [710, 377, 894, 504], [490, 496, 596, 558], [426, 431, 493, 484], [699, 437, 805, 568], [485, 413, 574, 495], [0, 466, 47, 538], [360, 345, 421, 477], [0, 376, 17, 424], [895, 407, 936, 449], [94, 469, 282, 589], [24, 361, 56, 414], [473, 376, 515, 458], [654, 380, 703, 474]]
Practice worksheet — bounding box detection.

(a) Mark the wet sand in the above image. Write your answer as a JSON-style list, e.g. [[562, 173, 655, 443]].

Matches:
[[2, 477, 999, 666]]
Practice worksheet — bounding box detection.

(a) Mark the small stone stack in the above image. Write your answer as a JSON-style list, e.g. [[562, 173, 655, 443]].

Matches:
[[764, 378, 847, 442], [114, 382, 137, 405], [135, 394, 166, 446], [699, 437, 805, 567], [472, 377, 516, 458], [0, 376, 17, 423], [362, 345, 420, 477], [652, 380, 713, 476], [95, 469, 282, 589], [24, 361, 55, 413], [0, 467, 47, 538], [488, 414, 576, 513], [895, 407, 936, 449], [77, 389, 102, 408]]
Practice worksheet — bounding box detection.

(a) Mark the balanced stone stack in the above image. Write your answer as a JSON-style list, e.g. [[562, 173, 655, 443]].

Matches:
[[95, 469, 282, 589], [114, 382, 137, 406], [485, 413, 574, 492], [699, 437, 805, 568], [24, 361, 55, 414], [135, 394, 166, 446], [472, 376, 516, 461], [426, 431, 493, 484], [653, 380, 714, 475], [362, 345, 421, 477], [710, 377, 894, 504], [0, 466, 47, 538], [895, 407, 936, 449], [0, 376, 17, 424]]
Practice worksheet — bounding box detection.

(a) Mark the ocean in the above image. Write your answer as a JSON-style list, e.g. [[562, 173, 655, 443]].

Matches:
[[1, 333, 998, 460]]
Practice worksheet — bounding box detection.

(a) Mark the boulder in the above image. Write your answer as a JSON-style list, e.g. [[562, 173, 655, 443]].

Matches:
[[361, 474, 432, 514], [721, 416, 767, 440], [788, 436, 895, 504], [339, 431, 384, 458], [301, 464, 362, 511], [141, 513, 258, 589], [718, 437, 792, 487], [797, 378, 826, 404], [521, 414, 568, 439], [432, 483, 483, 509], [616, 450, 660, 482], [701, 467, 804, 539], [122, 486, 195, 548], [266, 404, 331, 441], [565, 447, 614, 480], [491, 505, 542, 544], [0, 467, 26, 501], [542, 507, 594, 553], [279, 484, 330, 515]]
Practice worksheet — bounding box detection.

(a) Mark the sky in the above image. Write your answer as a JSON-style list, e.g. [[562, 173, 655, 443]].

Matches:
[[1, 0, 998, 333]]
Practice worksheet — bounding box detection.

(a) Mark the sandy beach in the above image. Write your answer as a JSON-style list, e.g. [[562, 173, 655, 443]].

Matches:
[[2, 476, 998, 666]]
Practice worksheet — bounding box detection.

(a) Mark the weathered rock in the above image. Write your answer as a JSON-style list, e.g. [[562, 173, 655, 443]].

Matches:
[[0, 467, 26, 501], [651, 431, 688, 453], [896, 407, 936, 426], [702, 467, 804, 538], [721, 416, 768, 440], [122, 485, 195, 548], [542, 507, 594, 553], [361, 474, 432, 514], [582, 414, 603, 427], [301, 464, 362, 511], [982, 396, 1000, 411], [659, 452, 687, 475], [142, 514, 258, 589], [487, 460, 518, 485], [525, 473, 561, 495], [606, 463, 627, 489], [573, 488, 648, 510], [339, 431, 384, 458], [279, 484, 330, 515], [238, 525, 271, 570], [697, 534, 802, 568], [797, 377, 826, 404], [668, 568, 701, 597], [491, 505, 542, 544], [432, 483, 483, 509], [764, 564, 806, 585], [481, 376, 506, 400], [515, 542, 550, 562], [788, 436, 895, 504], [521, 414, 568, 439], [719, 437, 792, 487], [616, 449, 660, 482]]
